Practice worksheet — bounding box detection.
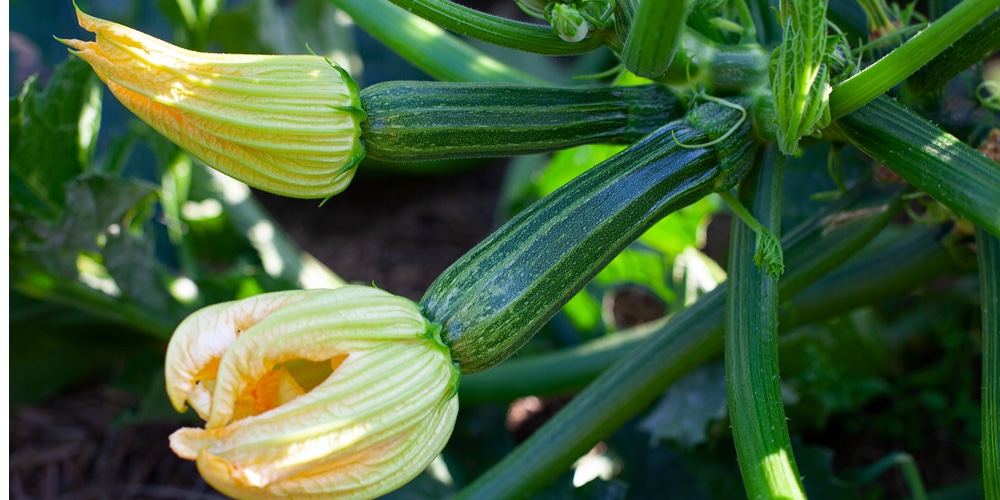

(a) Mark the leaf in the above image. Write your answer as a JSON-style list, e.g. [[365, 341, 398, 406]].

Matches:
[[10, 57, 102, 214], [771, 0, 834, 154], [639, 360, 729, 448], [21, 176, 158, 280], [103, 227, 175, 313], [9, 293, 156, 408], [780, 309, 893, 428]]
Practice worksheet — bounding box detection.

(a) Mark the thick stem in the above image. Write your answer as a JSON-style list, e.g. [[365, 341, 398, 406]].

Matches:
[[903, 12, 1000, 102], [829, 0, 1000, 119], [381, 0, 607, 55], [327, 0, 546, 84], [459, 223, 956, 403], [977, 226, 1000, 500], [834, 96, 1000, 238], [453, 179, 904, 498], [725, 145, 805, 499]]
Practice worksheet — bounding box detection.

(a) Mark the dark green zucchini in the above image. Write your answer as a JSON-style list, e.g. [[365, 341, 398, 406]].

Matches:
[[359, 82, 683, 161], [420, 101, 756, 373]]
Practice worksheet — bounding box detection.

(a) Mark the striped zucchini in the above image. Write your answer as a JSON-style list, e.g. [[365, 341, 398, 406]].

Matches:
[[420, 101, 756, 373], [360, 82, 683, 161]]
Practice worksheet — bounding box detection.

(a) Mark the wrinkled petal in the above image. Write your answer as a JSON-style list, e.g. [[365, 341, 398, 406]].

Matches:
[[205, 287, 432, 427], [164, 290, 325, 414], [164, 286, 460, 499], [186, 398, 458, 500], [61, 7, 365, 199]]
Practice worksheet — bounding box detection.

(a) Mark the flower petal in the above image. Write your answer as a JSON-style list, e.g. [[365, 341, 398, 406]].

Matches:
[[205, 287, 431, 427], [62, 6, 365, 199], [164, 290, 325, 413]]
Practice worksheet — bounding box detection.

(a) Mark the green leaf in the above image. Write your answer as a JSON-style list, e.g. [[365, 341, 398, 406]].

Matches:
[[770, 0, 834, 155], [639, 360, 728, 448], [20, 176, 158, 280], [780, 309, 892, 427], [103, 227, 175, 313], [10, 57, 102, 217], [9, 293, 157, 408]]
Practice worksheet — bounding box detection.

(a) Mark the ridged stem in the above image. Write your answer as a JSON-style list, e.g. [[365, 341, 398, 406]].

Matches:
[[725, 145, 805, 499], [834, 96, 1000, 238], [381, 0, 607, 55], [978, 226, 1000, 500], [327, 0, 546, 84], [459, 223, 954, 403], [453, 179, 903, 498], [903, 12, 1000, 102], [829, 0, 1000, 119]]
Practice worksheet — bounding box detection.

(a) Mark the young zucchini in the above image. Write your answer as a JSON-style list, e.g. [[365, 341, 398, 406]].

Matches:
[[360, 82, 683, 161], [420, 101, 755, 373]]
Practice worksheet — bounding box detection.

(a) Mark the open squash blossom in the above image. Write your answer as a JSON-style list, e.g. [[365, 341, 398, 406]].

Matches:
[[165, 286, 460, 499], [61, 7, 364, 199]]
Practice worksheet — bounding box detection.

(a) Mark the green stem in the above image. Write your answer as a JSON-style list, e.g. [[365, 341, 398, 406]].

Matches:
[[206, 168, 345, 290], [725, 145, 805, 499], [829, 0, 1000, 119], [719, 189, 784, 277], [748, 0, 782, 45], [835, 452, 928, 500], [733, 0, 759, 44], [657, 30, 770, 93], [977, 226, 1000, 500], [903, 12, 1000, 102], [783, 226, 957, 327], [15, 278, 176, 340], [834, 96, 1000, 238], [622, 0, 689, 78], [327, 0, 546, 84], [454, 179, 903, 498], [381, 0, 606, 55], [459, 223, 957, 403]]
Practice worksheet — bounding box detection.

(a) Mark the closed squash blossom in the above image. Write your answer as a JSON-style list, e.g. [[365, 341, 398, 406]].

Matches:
[[164, 287, 460, 499], [62, 7, 365, 199]]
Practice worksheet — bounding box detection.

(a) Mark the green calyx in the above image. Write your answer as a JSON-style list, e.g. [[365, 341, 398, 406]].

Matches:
[[770, 0, 838, 155]]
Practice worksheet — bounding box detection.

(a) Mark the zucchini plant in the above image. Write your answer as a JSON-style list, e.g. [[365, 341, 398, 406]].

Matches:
[[11, 0, 1000, 498]]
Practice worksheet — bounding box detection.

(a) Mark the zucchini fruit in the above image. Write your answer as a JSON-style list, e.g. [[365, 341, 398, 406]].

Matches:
[[360, 82, 683, 161], [420, 102, 756, 373]]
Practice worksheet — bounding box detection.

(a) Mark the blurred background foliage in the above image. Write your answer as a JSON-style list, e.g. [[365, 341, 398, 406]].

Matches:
[[8, 0, 993, 498]]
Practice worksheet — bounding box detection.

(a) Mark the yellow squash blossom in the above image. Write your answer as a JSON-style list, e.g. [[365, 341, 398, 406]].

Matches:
[[62, 7, 364, 199], [165, 286, 460, 499]]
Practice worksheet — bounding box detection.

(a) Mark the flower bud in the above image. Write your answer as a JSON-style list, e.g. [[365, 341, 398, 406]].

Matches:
[[61, 7, 364, 199], [165, 286, 460, 499], [547, 4, 591, 43]]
